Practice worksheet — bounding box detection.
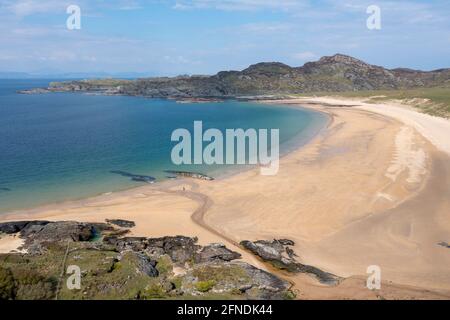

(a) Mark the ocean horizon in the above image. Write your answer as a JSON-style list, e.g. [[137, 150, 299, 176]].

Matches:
[[0, 79, 327, 213]]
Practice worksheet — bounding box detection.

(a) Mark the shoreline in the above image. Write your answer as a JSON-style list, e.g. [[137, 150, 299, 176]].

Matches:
[[2, 97, 450, 299], [0, 103, 329, 215]]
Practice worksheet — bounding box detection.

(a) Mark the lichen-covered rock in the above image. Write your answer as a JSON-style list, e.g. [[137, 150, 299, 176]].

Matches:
[[183, 261, 292, 300], [194, 243, 241, 263], [241, 239, 342, 285], [23, 221, 96, 243], [127, 252, 159, 277]]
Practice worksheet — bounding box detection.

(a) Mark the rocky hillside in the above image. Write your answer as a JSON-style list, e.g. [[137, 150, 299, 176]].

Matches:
[[23, 54, 450, 98]]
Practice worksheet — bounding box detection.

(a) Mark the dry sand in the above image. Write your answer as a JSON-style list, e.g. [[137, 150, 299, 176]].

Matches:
[[1, 97, 450, 299]]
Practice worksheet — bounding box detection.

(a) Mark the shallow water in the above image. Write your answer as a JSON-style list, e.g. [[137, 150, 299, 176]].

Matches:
[[0, 79, 327, 213]]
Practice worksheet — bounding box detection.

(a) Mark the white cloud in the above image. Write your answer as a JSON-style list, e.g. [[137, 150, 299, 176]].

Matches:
[[0, 0, 69, 16], [242, 22, 292, 33], [292, 51, 317, 61], [172, 2, 190, 10], [117, 0, 142, 10], [0, 0, 144, 17], [172, 0, 307, 11]]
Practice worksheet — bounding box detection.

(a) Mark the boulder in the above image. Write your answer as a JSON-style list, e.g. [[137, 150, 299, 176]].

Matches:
[[186, 261, 292, 300], [241, 239, 341, 285], [22, 221, 100, 245], [194, 243, 241, 263], [113, 237, 148, 252], [148, 236, 200, 264], [109, 236, 201, 264], [0, 221, 49, 234], [133, 252, 159, 277]]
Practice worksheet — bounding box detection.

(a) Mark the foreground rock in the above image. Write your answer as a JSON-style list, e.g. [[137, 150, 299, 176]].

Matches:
[[241, 239, 342, 286], [0, 220, 293, 300], [0, 221, 50, 234]]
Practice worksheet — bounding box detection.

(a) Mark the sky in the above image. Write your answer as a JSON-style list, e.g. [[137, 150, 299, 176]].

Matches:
[[0, 0, 449, 76]]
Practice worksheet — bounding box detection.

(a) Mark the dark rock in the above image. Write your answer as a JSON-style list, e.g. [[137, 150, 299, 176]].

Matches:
[[105, 219, 136, 228], [241, 239, 342, 286], [148, 236, 200, 264], [187, 261, 292, 300], [112, 236, 239, 265], [0, 221, 49, 235], [195, 243, 241, 263], [114, 237, 148, 252], [133, 252, 158, 277], [278, 239, 295, 246], [21, 221, 104, 247], [236, 262, 291, 299], [438, 242, 450, 248]]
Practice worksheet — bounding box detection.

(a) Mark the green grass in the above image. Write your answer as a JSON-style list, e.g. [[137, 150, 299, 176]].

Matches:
[[155, 255, 173, 275], [195, 280, 216, 293], [295, 87, 450, 118], [0, 243, 293, 300]]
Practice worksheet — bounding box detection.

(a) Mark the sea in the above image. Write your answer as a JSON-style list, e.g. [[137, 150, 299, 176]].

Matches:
[[0, 79, 328, 213]]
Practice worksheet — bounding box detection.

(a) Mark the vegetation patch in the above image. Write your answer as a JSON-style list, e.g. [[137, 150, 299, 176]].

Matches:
[[195, 280, 216, 292]]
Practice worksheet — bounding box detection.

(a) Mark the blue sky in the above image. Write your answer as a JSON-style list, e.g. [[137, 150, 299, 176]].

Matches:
[[0, 0, 449, 75]]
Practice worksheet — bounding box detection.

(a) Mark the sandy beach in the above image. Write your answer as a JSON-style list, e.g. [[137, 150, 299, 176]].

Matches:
[[1, 97, 450, 299]]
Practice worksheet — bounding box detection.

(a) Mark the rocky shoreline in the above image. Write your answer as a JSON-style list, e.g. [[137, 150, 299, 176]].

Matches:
[[240, 239, 342, 286], [0, 220, 294, 300]]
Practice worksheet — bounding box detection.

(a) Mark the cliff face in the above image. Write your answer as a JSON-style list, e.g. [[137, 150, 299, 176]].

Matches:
[[47, 54, 450, 98]]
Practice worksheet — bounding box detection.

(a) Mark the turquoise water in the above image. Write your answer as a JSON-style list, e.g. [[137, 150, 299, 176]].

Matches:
[[0, 79, 327, 213]]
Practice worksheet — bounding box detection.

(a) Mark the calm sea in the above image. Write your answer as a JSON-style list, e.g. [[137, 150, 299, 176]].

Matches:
[[0, 79, 327, 213]]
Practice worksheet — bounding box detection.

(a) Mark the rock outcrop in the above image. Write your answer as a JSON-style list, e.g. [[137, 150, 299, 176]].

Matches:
[[0, 220, 293, 300], [195, 243, 242, 263], [164, 170, 214, 181], [0, 221, 49, 234], [240, 239, 342, 286], [105, 219, 136, 228]]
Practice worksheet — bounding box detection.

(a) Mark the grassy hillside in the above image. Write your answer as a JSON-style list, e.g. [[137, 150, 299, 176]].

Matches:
[[300, 87, 450, 118]]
